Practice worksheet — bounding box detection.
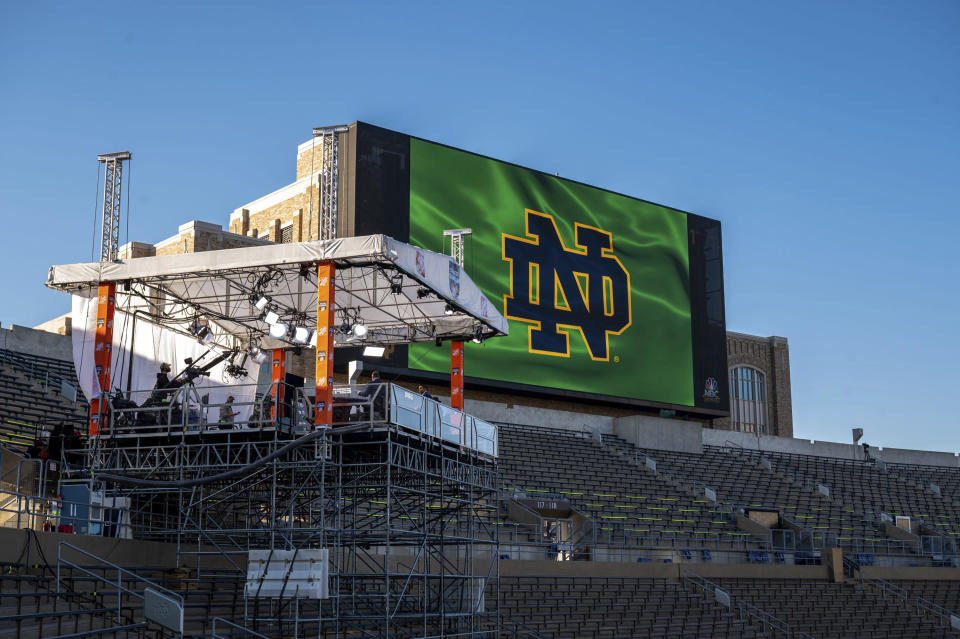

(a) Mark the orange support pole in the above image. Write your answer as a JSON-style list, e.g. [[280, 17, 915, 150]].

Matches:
[[451, 340, 464, 411], [271, 349, 286, 423], [89, 282, 116, 436], [315, 262, 336, 427]]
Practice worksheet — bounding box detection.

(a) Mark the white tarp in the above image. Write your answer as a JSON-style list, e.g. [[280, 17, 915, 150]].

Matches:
[[48, 235, 508, 342], [72, 290, 259, 420]]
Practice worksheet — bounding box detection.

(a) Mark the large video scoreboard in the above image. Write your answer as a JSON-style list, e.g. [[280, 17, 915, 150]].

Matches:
[[345, 122, 728, 415]]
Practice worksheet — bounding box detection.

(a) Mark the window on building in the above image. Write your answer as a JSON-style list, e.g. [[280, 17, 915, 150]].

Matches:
[[279, 223, 293, 244], [729, 366, 768, 434]]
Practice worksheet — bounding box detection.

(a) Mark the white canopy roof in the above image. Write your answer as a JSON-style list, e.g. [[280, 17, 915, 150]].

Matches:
[[47, 235, 508, 350]]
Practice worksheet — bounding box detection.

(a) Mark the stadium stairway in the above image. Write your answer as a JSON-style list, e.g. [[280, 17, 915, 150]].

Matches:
[[0, 560, 160, 638]]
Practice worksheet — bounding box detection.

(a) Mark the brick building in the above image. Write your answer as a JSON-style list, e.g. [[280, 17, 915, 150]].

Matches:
[[716, 332, 793, 438]]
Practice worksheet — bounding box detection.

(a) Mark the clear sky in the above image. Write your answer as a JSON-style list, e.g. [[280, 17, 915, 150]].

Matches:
[[1, 2, 957, 451]]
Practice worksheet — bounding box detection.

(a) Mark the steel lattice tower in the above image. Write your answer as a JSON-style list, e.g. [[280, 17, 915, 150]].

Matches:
[[97, 151, 131, 262]]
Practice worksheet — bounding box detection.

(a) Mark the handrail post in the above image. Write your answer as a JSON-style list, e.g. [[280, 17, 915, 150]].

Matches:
[[56, 543, 62, 599], [117, 565, 122, 620]]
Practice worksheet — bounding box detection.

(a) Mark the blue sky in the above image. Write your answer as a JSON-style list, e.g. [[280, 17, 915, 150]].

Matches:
[[1, 2, 957, 451]]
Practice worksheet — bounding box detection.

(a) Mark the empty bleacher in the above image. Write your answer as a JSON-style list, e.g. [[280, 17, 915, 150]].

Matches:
[[0, 348, 87, 454], [495, 576, 763, 639], [603, 435, 883, 544], [716, 577, 958, 638], [497, 424, 748, 550], [763, 450, 960, 542]]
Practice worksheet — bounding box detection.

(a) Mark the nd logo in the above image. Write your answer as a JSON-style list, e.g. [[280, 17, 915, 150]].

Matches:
[[502, 209, 631, 361]]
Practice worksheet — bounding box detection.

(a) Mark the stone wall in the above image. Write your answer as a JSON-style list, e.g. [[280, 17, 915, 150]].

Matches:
[[0, 324, 73, 361], [712, 332, 793, 438]]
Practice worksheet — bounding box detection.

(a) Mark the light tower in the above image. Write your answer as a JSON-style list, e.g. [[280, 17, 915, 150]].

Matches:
[[311, 125, 348, 241], [97, 151, 131, 262], [444, 228, 472, 411]]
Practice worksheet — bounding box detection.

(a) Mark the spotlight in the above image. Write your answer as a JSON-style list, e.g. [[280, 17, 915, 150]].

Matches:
[[250, 346, 269, 365], [390, 276, 403, 295], [472, 329, 484, 345], [444, 304, 455, 316], [264, 310, 280, 325], [292, 326, 313, 344], [269, 323, 288, 339], [251, 294, 270, 311], [192, 323, 213, 344], [416, 287, 430, 299], [435, 335, 443, 347], [353, 323, 368, 339], [363, 346, 386, 357]]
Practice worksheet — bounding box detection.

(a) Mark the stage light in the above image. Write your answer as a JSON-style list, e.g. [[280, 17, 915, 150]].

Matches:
[[269, 323, 287, 339], [250, 346, 269, 365], [363, 346, 386, 357], [353, 323, 368, 339], [251, 294, 270, 311], [416, 287, 430, 299], [192, 323, 213, 344], [444, 304, 455, 316], [264, 310, 280, 325], [390, 276, 403, 295], [292, 326, 313, 344], [472, 331, 484, 345]]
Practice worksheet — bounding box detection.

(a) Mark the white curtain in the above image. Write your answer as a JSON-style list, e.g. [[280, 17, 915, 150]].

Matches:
[[72, 290, 259, 422]]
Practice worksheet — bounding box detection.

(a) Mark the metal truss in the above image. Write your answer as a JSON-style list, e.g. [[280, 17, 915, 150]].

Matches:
[[99, 258, 485, 353], [98, 151, 131, 263], [312, 125, 347, 242], [73, 422, 500, 638]]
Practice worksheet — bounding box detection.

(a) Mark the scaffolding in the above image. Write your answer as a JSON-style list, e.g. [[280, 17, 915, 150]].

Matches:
[[65, 382, 500, 638], [47, 234, 509, 637]]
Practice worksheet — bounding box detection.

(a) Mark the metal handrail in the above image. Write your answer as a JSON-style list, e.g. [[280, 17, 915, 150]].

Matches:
[[57, 541, 184, 623], [916, 597, 960, 628], [682, 571, 817, 639], [212, 616, 270, 638], [0, 348, 79, 398]]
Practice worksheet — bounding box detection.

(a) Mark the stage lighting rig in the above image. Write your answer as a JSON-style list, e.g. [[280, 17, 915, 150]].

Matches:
[[191, 321, 214, 344], [249, 344, 269, 365], [263, 309, 281, 325], [224, 350, 250, 379], [292, 326, 313, 344], [389, 275, 404, 295]]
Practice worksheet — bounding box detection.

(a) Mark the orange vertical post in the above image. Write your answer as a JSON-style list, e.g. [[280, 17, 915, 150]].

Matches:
[[451, 340, 464, 411], [271, 349, 286, 422], [315, 262, 336, 427], [89, 282, 116, 436]]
